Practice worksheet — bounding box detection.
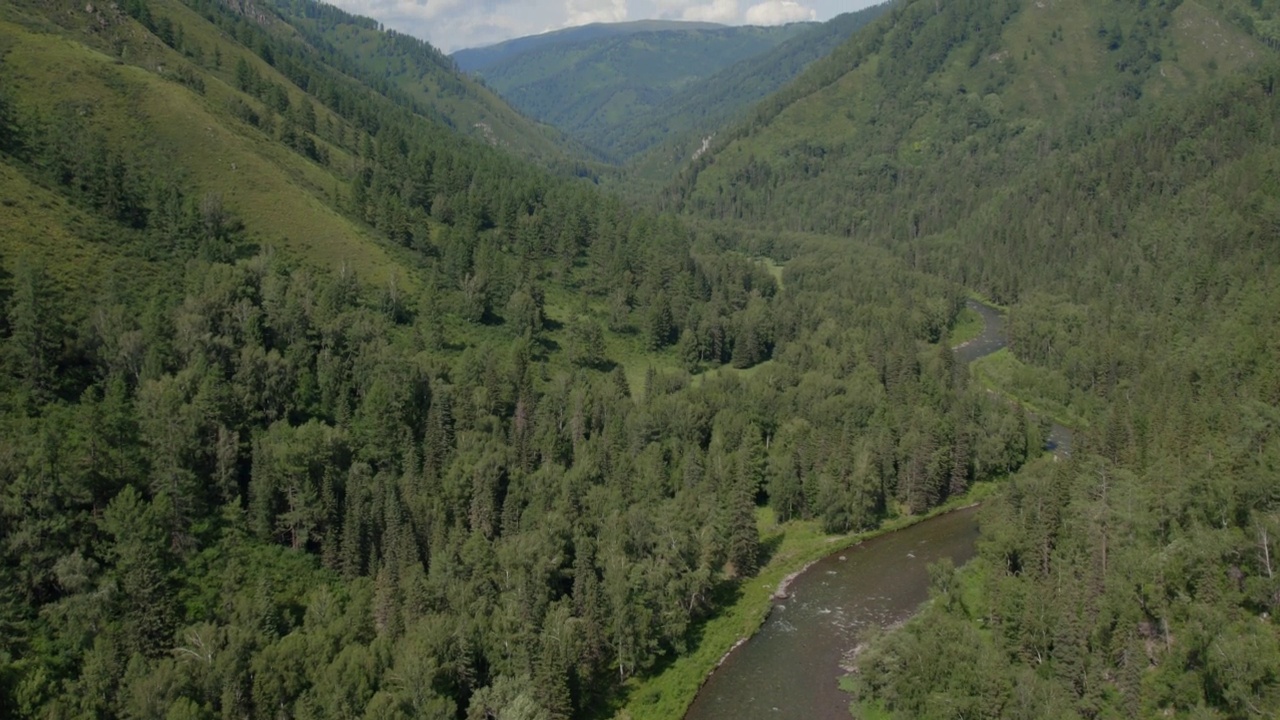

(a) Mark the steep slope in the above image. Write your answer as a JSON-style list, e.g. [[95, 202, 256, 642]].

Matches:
[[461, 23, 814, 160], [453, 20, 727, 72], [660, 0, 1280, 716], [0, 1, 1047, 719], [0, 0, 598, 284], [621, 4, 891, 183], [261, 0, 588, 164], [0, 0, 407, 285], [670, 0, 1267, 260]]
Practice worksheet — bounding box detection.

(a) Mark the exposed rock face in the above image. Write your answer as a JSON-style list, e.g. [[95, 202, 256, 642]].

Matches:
[[217, 0, 277, 27], [692, 133, 715, 161]]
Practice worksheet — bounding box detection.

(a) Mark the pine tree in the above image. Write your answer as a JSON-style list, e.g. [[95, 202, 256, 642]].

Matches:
[[6, 260, 62, 407], [102, 486, 174, 657], [423, 386, 455, 480], [725, 458, 760, 578], [646, 296, 674, 351]]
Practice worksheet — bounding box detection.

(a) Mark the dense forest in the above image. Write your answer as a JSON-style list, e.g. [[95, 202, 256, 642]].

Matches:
[[648, 0, 1280, 716], [0, 0, 1039, 718], [5, 0, 1280, 716]]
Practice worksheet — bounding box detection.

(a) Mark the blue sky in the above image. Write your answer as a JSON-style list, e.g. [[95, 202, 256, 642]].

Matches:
[[324, 0, 873, 53]]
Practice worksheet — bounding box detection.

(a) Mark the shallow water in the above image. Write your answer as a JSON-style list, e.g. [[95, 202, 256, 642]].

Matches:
[[956, 299, 1074, 456], [683, 507, 980, 720], [953, 299, 1008, 365], [683, 298, 1077, 719]]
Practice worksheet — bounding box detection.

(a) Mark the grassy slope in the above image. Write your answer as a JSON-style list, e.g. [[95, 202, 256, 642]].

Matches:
[[0, 4, 410, 287], [0, 160, 118, 294]]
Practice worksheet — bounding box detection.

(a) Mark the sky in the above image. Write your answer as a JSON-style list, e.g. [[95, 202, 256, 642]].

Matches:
[[323, 0, 870, 53]]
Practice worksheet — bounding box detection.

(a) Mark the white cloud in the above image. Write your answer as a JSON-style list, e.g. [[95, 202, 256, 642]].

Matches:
[[681, 0, 739, 22], [744, 0, 816, 24], [327, 0, 546, 51], [565, 0, 629, 25]]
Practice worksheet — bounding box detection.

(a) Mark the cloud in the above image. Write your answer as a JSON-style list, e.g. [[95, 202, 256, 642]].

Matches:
[[744, 0, 816, 24], [565, 0, 628, 25], [325, 0, 843, 51], [681, 0, 739, 22], [327, 0, 548, 51]]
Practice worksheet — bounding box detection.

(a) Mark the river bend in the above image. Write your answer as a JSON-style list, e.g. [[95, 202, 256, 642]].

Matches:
[[682, 298, 1072, 719]]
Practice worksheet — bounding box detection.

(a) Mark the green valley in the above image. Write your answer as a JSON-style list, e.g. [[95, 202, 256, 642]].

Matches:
[[453, 22, 815, 161], [0, 0, 1040, 718], [616, 5, 890, 181], [3, 0, 1280, 717]]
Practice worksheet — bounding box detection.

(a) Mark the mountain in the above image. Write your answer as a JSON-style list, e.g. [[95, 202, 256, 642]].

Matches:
[[452, 20, 728, 72], [7, 0, 1280, 716], [456, 22, 815, 160], [0, 0, 1038, 718], [657, 0, 1280, 716], [620, 4, 891, 183], [259, 0, 591, 165], [668, 0, 1269, 257]]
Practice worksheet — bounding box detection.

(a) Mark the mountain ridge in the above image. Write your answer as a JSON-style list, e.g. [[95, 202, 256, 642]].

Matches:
[[452, 19, 731, 70], [455, 22, 816, 160], [619, 4, 891, 183]]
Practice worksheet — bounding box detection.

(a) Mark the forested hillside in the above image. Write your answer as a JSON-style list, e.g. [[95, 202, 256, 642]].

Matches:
[[657, 0, 1280, 716], [455, 23, 813, 161], [452, 21, 727, 73], [263, 0, 591, 167], [619, 5, 890, 180], [0, 0, 1043, 718]]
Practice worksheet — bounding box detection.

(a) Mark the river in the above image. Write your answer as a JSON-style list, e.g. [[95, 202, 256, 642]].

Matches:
[[683, 507, 980, 720], [952, 300, 1073, 456], [682, 298, 1069, 720]]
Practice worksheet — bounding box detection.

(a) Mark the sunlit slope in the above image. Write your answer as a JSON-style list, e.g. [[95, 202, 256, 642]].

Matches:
[[0, 2, 423, 287]]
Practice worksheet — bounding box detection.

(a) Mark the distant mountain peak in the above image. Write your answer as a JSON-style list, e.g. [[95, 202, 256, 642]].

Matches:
[[457, 19, 729, 53], [452, 20, 737, 72]]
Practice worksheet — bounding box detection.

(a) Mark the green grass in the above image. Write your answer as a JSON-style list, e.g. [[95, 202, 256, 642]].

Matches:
[[948, 306, 983, 346], [760, 258, 785, 289], [970, 348, 1093, 431], [0, 11, 411, 288], [617, 482, 1001, 720], [689, 360, 774, 389], [846, 696, 893, 720], [0, 161, 111, 288]]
